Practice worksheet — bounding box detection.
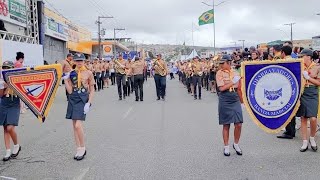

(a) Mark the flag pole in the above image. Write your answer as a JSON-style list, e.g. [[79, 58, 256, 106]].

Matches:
[[213, 0, 216, 55]]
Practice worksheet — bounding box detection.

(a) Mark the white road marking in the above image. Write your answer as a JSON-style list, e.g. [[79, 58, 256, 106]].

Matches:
[[74, 167, 90, 180], [0, 176, 17, 180], [122, 107, 133, 120]]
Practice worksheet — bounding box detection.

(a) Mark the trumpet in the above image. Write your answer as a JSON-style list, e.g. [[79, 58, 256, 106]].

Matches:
[[114, 59, 126, 75]]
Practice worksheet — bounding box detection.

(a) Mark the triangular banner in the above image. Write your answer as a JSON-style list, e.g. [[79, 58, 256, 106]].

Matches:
[[2, 64, 62, 122]]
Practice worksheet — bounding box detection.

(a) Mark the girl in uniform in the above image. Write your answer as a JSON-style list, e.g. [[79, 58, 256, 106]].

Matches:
[[62, 53, 95, 161], [298, 49, 320, 152], [216, 55, 243, 156], [0, 61, 22, 161]]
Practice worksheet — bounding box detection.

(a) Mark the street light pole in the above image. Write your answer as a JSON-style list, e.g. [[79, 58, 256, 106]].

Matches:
[[113, 28, 125, 58], [238, 40, 245, 50], [284, 23, 295, 42], [96, 16, 113, 59]]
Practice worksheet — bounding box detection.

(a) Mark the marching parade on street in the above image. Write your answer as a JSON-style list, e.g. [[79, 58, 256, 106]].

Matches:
[[1, 0, 320, 179]]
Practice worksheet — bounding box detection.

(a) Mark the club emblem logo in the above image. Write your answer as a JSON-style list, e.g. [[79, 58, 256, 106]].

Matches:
[[247, 65, 299, 118]]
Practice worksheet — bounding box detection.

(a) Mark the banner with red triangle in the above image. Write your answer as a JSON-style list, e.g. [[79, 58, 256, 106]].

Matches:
[[2, 64, 62, 122]]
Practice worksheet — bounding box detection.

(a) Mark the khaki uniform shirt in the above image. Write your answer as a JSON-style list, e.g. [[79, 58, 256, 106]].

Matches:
[[131, 60, 145, 75], [216, 69, 240, 89], [154, 59, 167, 75], [192, 61, 203, 75]]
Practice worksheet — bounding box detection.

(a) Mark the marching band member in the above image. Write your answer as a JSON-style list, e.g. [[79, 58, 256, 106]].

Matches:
[[110, 60, 116, 86], [186, 60, 193, 94], [192, 56, 203, 100], [297, 49, 320, 152], [131, 57, 145, 101], [153, 54, 168, 101], [100, 60, 106, 90], [115, 54, 128, 100], [125, 57, 133, 97], [0, 61, 22, 161], [104, 60, 110, 88], [216, 55, 243, 156], [61, 54, 74, 100], [62, 53, 94, 161]]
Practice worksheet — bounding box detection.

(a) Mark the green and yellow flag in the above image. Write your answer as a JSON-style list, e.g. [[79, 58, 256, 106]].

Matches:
[[198, 9, 214, 26]]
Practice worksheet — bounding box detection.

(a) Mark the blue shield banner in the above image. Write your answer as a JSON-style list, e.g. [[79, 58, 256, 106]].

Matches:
[[241, 60, 304, 133]]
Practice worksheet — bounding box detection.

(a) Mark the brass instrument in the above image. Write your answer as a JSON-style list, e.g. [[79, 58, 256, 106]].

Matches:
[[114, 59, 126, 75], [154, 59, 166, 76]]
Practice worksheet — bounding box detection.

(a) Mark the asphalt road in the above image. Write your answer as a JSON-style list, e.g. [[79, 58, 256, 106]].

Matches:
[[0, 77, 320, 180]]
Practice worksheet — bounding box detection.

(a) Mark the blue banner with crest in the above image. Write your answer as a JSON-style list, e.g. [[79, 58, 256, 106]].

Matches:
[[241, 60, 304, 133]]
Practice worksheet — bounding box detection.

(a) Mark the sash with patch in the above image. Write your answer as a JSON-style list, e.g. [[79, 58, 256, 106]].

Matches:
[[241, 60, 304, 133], [2, 64, 62, 123]]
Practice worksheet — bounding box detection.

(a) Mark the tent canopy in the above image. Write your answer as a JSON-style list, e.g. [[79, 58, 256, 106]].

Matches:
[[186, 49, 199, 60]]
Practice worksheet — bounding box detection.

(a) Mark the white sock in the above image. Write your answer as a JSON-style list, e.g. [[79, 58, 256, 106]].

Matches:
[[13, 144, 20, 154], [78, 147, 86, 156], [234, 143, 241, 152], [301, 140, 308, 149], [75, 147, 81, 157], [5, 149, 11, 158], [224, 146, 230, 154], [310, 137, 317, 147]]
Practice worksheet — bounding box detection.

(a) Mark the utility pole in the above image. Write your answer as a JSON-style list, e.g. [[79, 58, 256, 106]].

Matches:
[[96, 16, 113, 59], [238, 40, 245, 50], [284, 23, 295, 42], [113, 28, 125, 58], [230, 41, 236, 46]]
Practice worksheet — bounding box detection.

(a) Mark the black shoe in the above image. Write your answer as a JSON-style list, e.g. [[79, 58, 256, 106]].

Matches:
[[119, 97, 122, 101], [123, 96, 126, 99], [157, 97, 160, 101], [223, 150, 230, 157], [199, 97, 202, 100], [140, 99, 143, 101], [135, 99, 139, 101], [3, 156, 10, 162], [233, 144, 242, 156], [194, 96, 197, 100], [300, 146, 308, 152], [161, 96, 165, 101], [76, 150, 86, 161], [277, 134, 293, 139], [310, 140, 318, 152], [11, 146, 21, 158]]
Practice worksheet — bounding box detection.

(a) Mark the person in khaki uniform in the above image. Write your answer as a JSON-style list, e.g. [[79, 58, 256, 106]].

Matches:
[[131, 57, 145, 101], [192, 56, 203, 100], [153, 54, 168, 100], [93, 59, 102, 91], [115, 54, 128, 100], [104, 60, 110, 88], [62, 53, 95, 161], [216, 55, 243, 157], [297, 49, 320, 152], [60, 53, 74, 100], [125, 58, 134, 96]]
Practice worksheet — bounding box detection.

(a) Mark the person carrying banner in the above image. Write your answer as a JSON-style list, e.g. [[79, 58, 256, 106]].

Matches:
[[216, 55, 243, 157], [297, 49, 320, 152], [62, 53, 94, 161], [277, 46, 297, 139], [0, 61, 22, 161]]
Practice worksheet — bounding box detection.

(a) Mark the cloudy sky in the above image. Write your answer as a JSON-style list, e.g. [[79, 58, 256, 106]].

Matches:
[[46, 0, 320, 47]]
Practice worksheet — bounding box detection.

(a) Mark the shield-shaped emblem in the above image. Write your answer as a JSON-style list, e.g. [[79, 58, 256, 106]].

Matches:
[[2, 64, 62, 122], [241, 60, 304, 133]]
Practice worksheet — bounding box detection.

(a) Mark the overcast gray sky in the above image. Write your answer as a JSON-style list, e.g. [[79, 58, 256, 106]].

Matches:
[[46, 0, 320, 47]]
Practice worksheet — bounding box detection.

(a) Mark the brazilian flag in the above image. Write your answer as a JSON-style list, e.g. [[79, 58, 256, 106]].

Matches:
[[198, 9, 214, 26]]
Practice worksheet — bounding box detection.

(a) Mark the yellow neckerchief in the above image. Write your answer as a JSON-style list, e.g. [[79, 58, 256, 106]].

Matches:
[[75, 66, 87, 88], [222, 68, 235, 92], [305, 61, 316, 87]]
